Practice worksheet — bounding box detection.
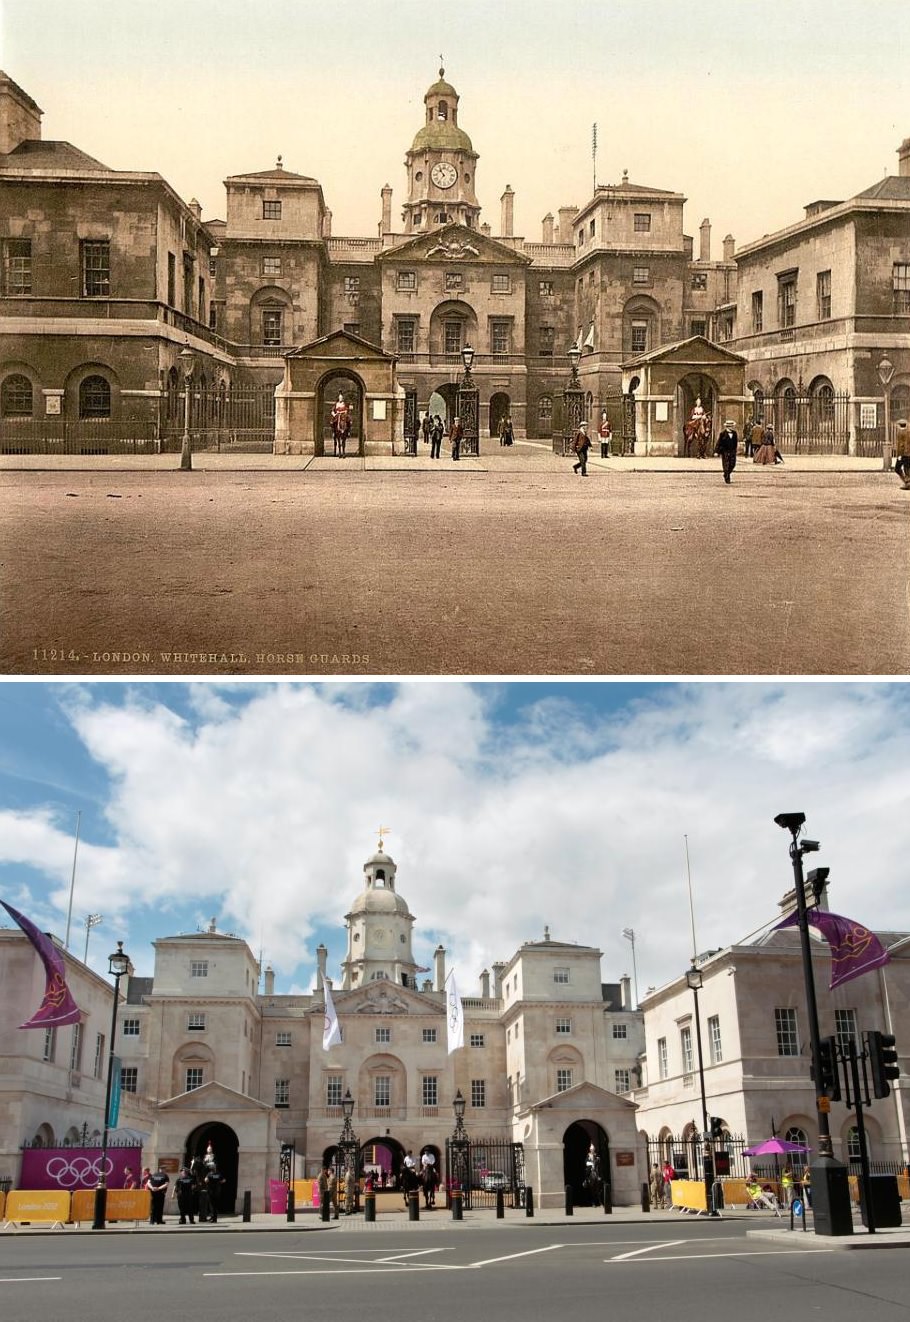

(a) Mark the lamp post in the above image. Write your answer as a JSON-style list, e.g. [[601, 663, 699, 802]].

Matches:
[[685, 964, 717, 1217], [179, 346, 195, 471], [83, 913, 103, 964], [773, 813, 853, 1236], [449, 1088, 470, 1208], [878, 356, 894, 471], [458, 343, 479, 456], [622, 927, 639, 1008], [337, 1088, 360, 1215], [560, 344, 585, 457], [92, 940, 130, 1230]]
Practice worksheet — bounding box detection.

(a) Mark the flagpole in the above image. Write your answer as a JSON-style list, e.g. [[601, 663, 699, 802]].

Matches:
[[684, 833, 697, 960], [64, 810, 81, 951]]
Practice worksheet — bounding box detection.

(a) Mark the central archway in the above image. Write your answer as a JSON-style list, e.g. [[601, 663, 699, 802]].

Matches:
[[563, 1120, 610, 1206], [318, 371, 364, 457], [184, 1120, 239, 1216]]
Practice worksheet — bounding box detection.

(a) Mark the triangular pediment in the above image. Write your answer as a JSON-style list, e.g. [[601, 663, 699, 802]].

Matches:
[[529, 1080, 638, 1114], [158, 1080, 272, 1113], [320, 982, 443, 1016], [625, 334, 745, 370], [380, 222, 530, 267], [286, 328, 395, 361]]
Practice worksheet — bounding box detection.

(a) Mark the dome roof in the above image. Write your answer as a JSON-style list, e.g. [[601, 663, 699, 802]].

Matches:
[[350, 886, 409, 917], [426, 74, 457, 100], [366, 849, 394, 866], [410, 122, 474, 154]]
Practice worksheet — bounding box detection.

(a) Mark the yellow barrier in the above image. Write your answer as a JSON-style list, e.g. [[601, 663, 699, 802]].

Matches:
[[720, 1178, 750, 1208], [669, 1179, 707, 1212], [4, 1189, 71, 1227], [292, 1179, 317, 1209], [71, 1188, 151, 1223]]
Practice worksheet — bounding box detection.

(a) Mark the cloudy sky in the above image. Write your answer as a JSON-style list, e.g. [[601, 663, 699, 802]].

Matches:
[[0, 681, 906, 999], [1, 0, 906, 253]]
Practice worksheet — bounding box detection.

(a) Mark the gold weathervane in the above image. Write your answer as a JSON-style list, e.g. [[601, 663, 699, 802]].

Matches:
[[377, 825, 391, 851]]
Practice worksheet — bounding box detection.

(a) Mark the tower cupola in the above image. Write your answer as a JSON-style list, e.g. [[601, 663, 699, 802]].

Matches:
[[402, 67, 481, 234], [340, 837, 420, 990]]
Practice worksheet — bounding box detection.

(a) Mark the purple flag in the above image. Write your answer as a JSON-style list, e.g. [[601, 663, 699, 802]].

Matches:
[[775, 908, 891, 989], [1, 900, 82, 1028]]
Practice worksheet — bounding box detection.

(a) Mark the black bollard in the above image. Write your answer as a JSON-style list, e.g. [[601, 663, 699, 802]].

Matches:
[[319, 1190, 329, 1222], [525, 1185, 534, 1218], [452, 1188, 463, 1221], [91, 1182, 107, 1231], [641, 1182, 650, 1213], [603, 1183, 612, 1215], [286, 1187, 296, 1223], [242, 1190, 252, 1223], [408, 1189, 420, 1221], [496, 1187, 505, 1219], [565, 1183, 574, 1216], [364, 1190, 376, 1223]]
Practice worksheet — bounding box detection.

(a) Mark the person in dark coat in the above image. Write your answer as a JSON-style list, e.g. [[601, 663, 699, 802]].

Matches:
[[715, 419, 739, 483], [450, 416, 464, 461], [175, 1166, 197, 1225], [572, 421, 591, 475], [430, 414, 444, 459], [147, 1165, 169, 1225], [203, 1166, 224, 1222]]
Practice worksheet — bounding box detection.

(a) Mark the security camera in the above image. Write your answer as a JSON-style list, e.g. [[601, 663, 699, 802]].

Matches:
[[774, 812, 806, 832], [800, 839, 821, 854]]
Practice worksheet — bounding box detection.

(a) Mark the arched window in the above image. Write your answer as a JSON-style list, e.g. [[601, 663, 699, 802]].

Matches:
[[1, 373, 33, 417], [79, 374, 111, 418], [846, 1127, 861, 1161], [538, 394, 553, 429], [784, 1126, 808, 1148], [437, 100, 448, 121]]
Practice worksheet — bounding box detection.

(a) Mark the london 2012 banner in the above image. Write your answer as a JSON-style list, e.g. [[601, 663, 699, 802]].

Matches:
[[20, 1146, 142, 1191], [1, 900, 82, 1028]]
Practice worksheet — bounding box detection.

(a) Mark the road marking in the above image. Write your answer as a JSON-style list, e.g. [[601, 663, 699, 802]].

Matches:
[[468, 1244, 564, 1268], [205, 1266, 464, 1277], [0, 1277, 62, 1283], [611, 1240, 686, 1261], [608, 1249, 836, 1263]]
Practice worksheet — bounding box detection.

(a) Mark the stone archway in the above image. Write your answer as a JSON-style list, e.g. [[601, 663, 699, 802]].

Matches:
[[563, 1119, 610, 1207], [489, 391, 510, 438], [184, 1120, 240, 1216], [355, 1135, 406, 1189], [677, 372, 720, 456], [429, 383, 459, 430], [319, 370, 364, 458]]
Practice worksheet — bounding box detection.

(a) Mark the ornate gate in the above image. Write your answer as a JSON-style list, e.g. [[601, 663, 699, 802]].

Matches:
[[444, 1136, 525, 1209]]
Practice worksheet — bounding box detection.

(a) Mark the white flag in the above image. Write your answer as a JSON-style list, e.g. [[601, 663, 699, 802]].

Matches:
[[323, 980, 342, 1050], [445, 969, 464, 1054]]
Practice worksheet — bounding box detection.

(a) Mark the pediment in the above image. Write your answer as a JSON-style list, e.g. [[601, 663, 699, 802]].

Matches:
[[380, 223, 530, 267], [158, 1080, 272, 1113], [626, 334, 746, 369], [286, 328, 395, 361], [320, 982, 443, 1016], [530, 1080, 638, 1113]]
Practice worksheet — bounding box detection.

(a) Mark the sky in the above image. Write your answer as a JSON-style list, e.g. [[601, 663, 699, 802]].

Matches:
[[0, 681, 907, 1000], [1, 0, 907, 254]]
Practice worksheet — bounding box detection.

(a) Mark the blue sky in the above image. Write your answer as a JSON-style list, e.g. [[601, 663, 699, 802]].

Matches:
[[1, 0, 906, 255], [0, 681, 907, 998]]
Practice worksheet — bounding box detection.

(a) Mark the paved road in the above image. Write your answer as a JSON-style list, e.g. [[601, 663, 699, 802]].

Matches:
[[2, 463, 908, 675], [2, 1219, 907, 1322]]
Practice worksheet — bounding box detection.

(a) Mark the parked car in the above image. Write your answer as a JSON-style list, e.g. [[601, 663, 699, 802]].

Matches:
[[480, 1171, 508, 1191]]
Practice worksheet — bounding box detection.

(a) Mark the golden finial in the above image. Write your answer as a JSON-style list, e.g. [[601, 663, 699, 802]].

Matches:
[[377, 825, 391, 851], [439, 55, 444, 78]]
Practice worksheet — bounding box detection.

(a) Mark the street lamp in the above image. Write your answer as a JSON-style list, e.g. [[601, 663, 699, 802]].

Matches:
[[685, 964, 717, 1217], [878, 356, 895, 471], [449, 1089, 470, 1208], [92, 940, 130, 1230], [179, 346, 196, 471], [622, 927, 639, 1008], [337, 1088, 359, 1215], [83, 913, 103, 964], [561, 344, 585, 457], [458, 344, 479, 456], [773, 812, 853, 1236]]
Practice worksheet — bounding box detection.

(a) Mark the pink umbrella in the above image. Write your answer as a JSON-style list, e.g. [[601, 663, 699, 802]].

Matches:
[[743, 1138, 811, 1156]]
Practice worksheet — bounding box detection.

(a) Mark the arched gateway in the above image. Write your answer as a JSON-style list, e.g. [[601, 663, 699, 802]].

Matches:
[[276, 329, 402, 456]]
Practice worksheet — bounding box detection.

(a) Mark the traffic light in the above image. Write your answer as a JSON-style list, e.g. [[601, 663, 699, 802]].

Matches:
[[814, 1035, 841, 1101], [710, 1116, 724, 1139], [867, 1030, 899, 1099]]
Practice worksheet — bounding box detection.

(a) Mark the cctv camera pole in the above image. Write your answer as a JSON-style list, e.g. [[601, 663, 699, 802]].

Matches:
[[777, 814, 853, 1236]]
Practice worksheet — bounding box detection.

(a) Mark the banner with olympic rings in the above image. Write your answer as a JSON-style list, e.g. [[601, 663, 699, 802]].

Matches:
[[20, 1145, 142, 1191]]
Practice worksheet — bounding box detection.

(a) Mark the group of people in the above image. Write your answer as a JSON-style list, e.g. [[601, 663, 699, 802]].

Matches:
[[420, 412, 447, 457], [400, 1148, 440, 1208], [714, 415, 784, 483], [124, 1143, 224, 1226], [745, 1163, 810, 1210], [648, 1159, 678, 1209]]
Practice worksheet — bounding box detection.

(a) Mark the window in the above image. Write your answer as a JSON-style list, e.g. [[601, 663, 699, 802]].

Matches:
[[556, 1068, 573, 1092], [191, 960, 209, 978], [326, 1075, 343, 1106], [187, 1013, 206, 1031], [444, 319, 463, 355], [81, 240, 110, 296], [262, 256, 282, 277], [892, 262, 910, 313], [490, 318, 510, 355], [679, 1024, 694, 1073], [657, 1037, 668, 1080], [262, 199, 282, 220], [590, 219, 596, 237], [553, 967, 570, 984], [79, 375, 111, 419], [614, 1068, 631, 1092], [835, 1008, 857, 1050], [691, 318, 707, 337], [434, 211, 450, 224], [422, 1028, 437, 1043], [209, 303, 217, 331], [539, 280, 554, 296], [539, 325, 555, 357], [817, 269, 832, 320], [785, 1126, 808, 1148], [775, 1007, 799, 1056], [471, 1078, 486, 1107], [708, 1015, 723, 1064], [751, 290, 763, 333], [633, 265, 650, 285], [718, 310, 734, 342], [120, 1066, 138, 1093], [276, 1030, 292, 1046], [469, 1033, 485, 1048], [778, 273, 797, 328], [691, 271, 707, 291], [43, 1027, 56, 1062], [630, 320, 648, 353], [185, 1067, 204, 1091], [397, 318, 416, 355], [397, 270, 416, 291], [445, 271, 463, 292], [422, 1075, 438, 1106], [167, 252, 176, 306], [342, 322, 360, 337], [374, 1075, 391, 1107], [577, 228, 585, 247], [375, 1026, 391, 1044], [555, 1016, 572, 1035], [634, 213, 651, 232], [846, 1127, 861, 1161], [492, 273, 510, 293], [2, 238, 31, 294], [1, 373, 33, 417], [262, 307, 283, 346], [538, 394, 553, 427], [612, 1023, 628, 1039], [93, 1033, 105, 1079], [69, 1023, 83, 1072], [344, 275, 360, 294], [274, 1078, 290, 1108]]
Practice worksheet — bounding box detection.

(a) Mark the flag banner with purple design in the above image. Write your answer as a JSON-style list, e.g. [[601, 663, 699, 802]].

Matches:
[[775, 908, 891, 989], [1, 900, 82, 1028]]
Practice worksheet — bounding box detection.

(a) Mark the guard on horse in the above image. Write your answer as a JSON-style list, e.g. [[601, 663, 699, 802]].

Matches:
[[331, 393, 351, 457], [683, 396, 712, 458]]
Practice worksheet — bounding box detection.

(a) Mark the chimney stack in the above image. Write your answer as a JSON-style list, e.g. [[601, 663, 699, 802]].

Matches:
[[723, 233, 736, 261], [481, 221, 491, 236], [434, 943, 446, 992], [0, 73, 42, 155], [480, 968, 490, 998], [322, 208, 332, 238], [264, 964, 275, 996], [620, 973, 632, 1009], [699, 218, 711, 262], [558, 206, 579, 246], [316, 944, 327, 990], [500, 185, 514, 237], [380, 184, 392, 234], [899, 137, 910, 177], [188, 198, 202, 220], [542, 213, 554, 243], [492, 961, 506, 998]]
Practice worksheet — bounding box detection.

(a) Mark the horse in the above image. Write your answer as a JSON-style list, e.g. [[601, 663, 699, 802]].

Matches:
[[331, 411, 351, 457], [683, 412, 712, 458]]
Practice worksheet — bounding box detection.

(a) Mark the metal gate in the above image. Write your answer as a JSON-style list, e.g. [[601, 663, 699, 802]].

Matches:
[[752, 389, 851, 455], [444, 1137, 525, 1209], [646, 1133, 752, 1181], [162, 383, 277, 454]]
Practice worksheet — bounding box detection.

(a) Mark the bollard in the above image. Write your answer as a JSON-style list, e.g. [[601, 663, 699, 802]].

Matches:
[[565, 1183, 574, 1216], [496, 1187, 504, 1219], [92, 1182, 107, 1231], [452, 1188, 463, 1221], [286, 1187, 296, 1223], [525, 1185, 534, 1218], [242, 1190, 252, 1223], [603, 1183, 612, 1215], [319, 1191, 330, 1222], [641, 1181, 650, 1213], [364, 1190, 376, 1223], [408, 1189, 420, 1221]]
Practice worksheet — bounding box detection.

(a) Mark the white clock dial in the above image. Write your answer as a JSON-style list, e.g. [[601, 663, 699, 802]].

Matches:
[[373, 926, 387, 944], [431, 162, 457, 189]]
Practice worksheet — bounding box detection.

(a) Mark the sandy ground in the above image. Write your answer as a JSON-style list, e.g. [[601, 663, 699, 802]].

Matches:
[[1, 459, 908, 676]]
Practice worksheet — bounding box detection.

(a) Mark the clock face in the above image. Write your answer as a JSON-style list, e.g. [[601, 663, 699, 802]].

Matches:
[[373, 927, 387, 944], [431, 161, 457, 190]]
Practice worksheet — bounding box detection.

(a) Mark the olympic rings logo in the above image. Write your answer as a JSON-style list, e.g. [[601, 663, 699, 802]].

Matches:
[[44, 1154, 114, 1188]]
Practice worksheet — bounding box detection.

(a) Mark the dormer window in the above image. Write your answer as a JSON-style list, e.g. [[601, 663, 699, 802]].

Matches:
[[438, 100, 448, 121]]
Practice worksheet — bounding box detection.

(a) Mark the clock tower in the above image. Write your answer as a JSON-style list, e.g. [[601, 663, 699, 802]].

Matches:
[[340, 843, 421, 990], [402, 67, 480, 234]]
